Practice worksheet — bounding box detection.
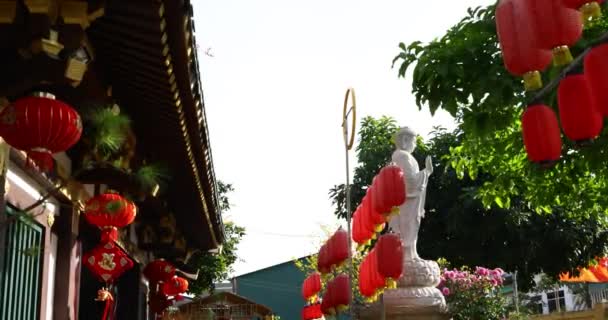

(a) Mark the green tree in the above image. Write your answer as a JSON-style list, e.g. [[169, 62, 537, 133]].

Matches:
[[329, 116, 608, 290], [188, 181, 246, 295], [392, 4, 608, 219]]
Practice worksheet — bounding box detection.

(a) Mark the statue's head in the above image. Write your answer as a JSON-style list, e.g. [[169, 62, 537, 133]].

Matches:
[[394, 126, 417, 152]]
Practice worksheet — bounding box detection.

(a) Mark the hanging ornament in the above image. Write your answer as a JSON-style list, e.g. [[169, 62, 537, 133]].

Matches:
[[0, 92, 82, 171], [143, 259, 177, 289], [321, 280, 336, 316], [522, 105, 562, 165], [557, 74, 603, 143], [358, 255, 375, 301], [330, 228, 349, 268], [161, 276, 189, 296], [332, 274, 351, 313], [496, 0, 552, 91], [524, 0, 583, 66], [352, 208, 373, 250], [302, 272, 322, 303], [362, 187, 386, 233], [372, 164, 406, 218], [563, 0, 605, 23], [376, 233, 404, 289], [584, 44, 608, 116], [368, 248, 386, 300], [84, 192, 137, 243], [83, 242, 134, 320]]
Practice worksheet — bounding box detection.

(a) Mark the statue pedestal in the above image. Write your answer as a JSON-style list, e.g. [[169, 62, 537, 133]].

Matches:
[[383, 258, 451, 320]]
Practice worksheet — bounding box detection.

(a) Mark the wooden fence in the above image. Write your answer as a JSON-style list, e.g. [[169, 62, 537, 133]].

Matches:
[[530, 303, 608, 320]]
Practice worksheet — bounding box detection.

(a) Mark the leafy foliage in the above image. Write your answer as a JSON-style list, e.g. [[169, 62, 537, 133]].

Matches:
[[329, 116, 608, 291], [188, 181, 245, 295], [82, 107, 131, 162], [392, 4, 608, 219], [134, 163, 170, 195]]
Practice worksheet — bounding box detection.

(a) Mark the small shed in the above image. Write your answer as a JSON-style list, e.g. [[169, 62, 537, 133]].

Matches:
[[178, 292, 275, 320]]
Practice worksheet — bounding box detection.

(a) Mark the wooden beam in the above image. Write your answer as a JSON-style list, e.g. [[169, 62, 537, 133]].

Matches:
[[60, 1, 89, 28], [0, 1, 17, 24]]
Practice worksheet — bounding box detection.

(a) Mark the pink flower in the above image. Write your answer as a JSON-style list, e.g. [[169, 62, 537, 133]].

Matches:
[[475, 267, 490, 276], [442, 287, 451, 296]]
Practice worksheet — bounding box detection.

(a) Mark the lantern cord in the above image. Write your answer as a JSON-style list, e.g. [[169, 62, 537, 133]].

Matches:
[[528, 31, 608, 106]]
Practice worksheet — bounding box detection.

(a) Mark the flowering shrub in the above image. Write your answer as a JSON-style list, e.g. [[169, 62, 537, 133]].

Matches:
[[438, 266, 508, 320]]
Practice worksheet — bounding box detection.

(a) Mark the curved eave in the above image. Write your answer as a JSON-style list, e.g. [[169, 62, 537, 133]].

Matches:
[[87, 0, 223, 250]]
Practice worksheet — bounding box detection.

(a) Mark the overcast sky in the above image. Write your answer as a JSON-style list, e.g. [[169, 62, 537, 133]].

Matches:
[[193, 0, 495, 277]]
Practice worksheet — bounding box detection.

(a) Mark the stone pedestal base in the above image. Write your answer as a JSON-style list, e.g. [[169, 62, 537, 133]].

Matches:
[[384, 287, 450, 320], [382, 258, 451, 319]]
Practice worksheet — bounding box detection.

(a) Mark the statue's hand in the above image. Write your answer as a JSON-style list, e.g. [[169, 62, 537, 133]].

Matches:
[[425, 156, 433, 174]]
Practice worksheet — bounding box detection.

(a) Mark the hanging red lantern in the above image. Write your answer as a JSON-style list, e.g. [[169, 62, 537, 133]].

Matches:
[[332, 274, 351, 313], [330, 228, 349, 268], [0, 93, 82, 171], [302, 306, 310, 320], [368, 249, 386, 299], [496, 0, 552, 91], [84, 193, 137, 242], [563, 0, 604, 22], [144, 260, 176, 287], [524, 0, 583, 66], [352, 209, 373, 249], [584, 44, 608, 117], [372, 164, 406, 218], [358, 256, 374, 301], [161, 276, 189, 296], [321, 281, 336, 316], [362, 187, 386, 233], [302, 272, 322, 302], [522, 105, 562, 165], [307, 303, 323, 320], [376, 233, 403, 289], [558, 74, 603, 143], [317, 244, 331, 274]]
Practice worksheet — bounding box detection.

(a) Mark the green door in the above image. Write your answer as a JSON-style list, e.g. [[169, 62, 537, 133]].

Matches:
[[0, 206, 44, 320]]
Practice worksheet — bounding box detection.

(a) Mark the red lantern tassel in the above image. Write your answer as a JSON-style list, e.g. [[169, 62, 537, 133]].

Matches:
[[95, 287, 115, 320]]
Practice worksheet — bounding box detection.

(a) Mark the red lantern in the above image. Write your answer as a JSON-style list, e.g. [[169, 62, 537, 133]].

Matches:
[[522, 105, 562, 165], [83, 242, 134, 283], [525, 0, 583, 66], [585, 44, 608, 116], [368, 249, 386, 297], [563, 0, 604, 22], [376, 233, 404, 289], [372, 164, 406, 218], [84, 193, 137, 242], [362, 187, 386, 233], [496, 0, 552, 91], [161, 276, 189, 296], [308, 303, 323, 319], [321, 281, 335, 316], [0, 93, 82, 171], [332, 274, 351, 313], [302, 272, 322, 302], [358, 256, 374, 300], [330, 228, 349, 268], [558, 74, 603, 143], [144, 260, 176, 286], [352, 209, 373, 249], [317, 244, 330, 274]]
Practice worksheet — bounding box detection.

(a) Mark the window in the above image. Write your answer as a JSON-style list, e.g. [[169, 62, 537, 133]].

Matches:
[[547, 290, 566, 313]]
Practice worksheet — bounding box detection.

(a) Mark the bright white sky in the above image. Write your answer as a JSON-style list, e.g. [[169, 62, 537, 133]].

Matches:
[[193, 0, 494, 276]]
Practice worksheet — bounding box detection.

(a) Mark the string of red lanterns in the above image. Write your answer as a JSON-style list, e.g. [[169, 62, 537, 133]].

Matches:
[[82, 192, 137, 320], [143, 260, 190, 318], [495, 0, 608, 165]]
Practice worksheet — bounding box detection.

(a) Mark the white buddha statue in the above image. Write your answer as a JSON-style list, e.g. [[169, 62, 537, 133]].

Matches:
[[388, 126, 433, 262]]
